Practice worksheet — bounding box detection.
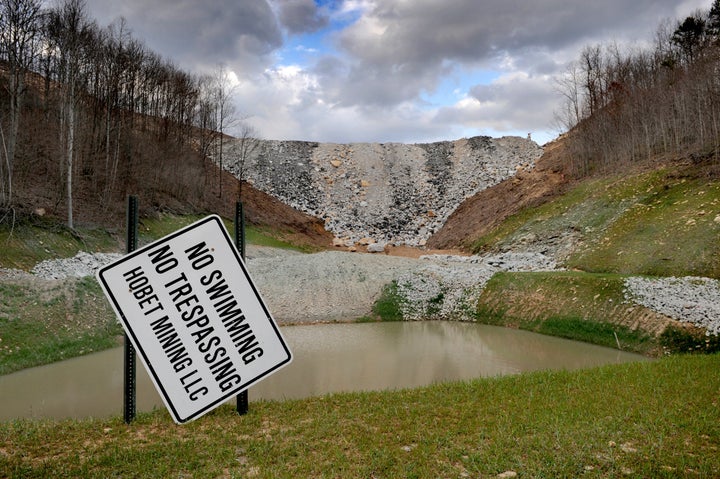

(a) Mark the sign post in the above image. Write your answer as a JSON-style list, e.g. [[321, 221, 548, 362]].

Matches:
[[98, 215, 291, 424], [235, 202, 249, 415], [124, 195, 138, 424]]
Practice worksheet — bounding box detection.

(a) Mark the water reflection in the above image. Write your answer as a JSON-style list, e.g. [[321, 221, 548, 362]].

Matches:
[[0, 322, 648, 420]]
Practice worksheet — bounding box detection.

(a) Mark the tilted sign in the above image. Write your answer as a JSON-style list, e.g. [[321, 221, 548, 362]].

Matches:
[[97, 215, 292, 423]]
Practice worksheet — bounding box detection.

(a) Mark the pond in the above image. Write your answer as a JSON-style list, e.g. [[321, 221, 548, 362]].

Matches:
[[0, 321, 649, 420]]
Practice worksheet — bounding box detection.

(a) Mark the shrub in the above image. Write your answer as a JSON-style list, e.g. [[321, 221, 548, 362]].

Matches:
[[659, 324, 720, 354]]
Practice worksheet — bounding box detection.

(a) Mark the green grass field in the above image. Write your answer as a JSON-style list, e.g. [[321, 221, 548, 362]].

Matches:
[[1, 353, 718, 478]]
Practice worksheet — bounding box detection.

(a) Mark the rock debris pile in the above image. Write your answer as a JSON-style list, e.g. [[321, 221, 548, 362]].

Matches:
[[7, 250, 719, 335], [17, 246, 298, 281], [397, 252, 560, 321], [31, 252, 123, 280], [227, 136, 543, 247], [624, 276, 720, 335]]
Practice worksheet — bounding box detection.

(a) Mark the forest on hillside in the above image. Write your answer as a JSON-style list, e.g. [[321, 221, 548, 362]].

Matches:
[[2, 0, 720, 229], [0, 0, 248, 227], [556, 1, 720, 176]]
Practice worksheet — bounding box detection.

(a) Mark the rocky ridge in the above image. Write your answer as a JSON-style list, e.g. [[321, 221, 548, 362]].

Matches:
[[227, 136, 542, 247]]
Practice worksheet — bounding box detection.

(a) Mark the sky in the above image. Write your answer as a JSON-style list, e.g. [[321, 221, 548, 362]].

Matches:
[[83, 0, 710, 145]]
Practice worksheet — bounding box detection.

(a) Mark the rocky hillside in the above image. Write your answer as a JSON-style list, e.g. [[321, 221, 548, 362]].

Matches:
[[427, 137, 569, 250], [226, 136, 542, 247]]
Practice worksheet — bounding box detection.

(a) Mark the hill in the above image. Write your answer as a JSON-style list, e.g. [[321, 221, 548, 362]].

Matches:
[[431, 138, 720, 279], [427, 137, 569, 250], [225, 135, 542, 247]]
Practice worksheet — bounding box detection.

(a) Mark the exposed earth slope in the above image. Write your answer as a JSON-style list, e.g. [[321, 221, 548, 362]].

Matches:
[[427, 138, 569, 250], [227, 136, 542, 247]]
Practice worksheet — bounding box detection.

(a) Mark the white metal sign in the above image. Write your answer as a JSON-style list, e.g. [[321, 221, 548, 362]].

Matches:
[[96, 215, 292, 423]]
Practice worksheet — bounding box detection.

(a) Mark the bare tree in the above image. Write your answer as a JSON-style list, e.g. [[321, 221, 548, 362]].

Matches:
[[196, 74, 218, 157], [46, 0, 93, 229], [230, 118, 259, 201], [212, 64, 237, 199], [0, 0, 268, 221], [554, 61, 582, 130], [0, 0, 42, 210], [579, 44, 606, 117], [555, 4, 720, 177]]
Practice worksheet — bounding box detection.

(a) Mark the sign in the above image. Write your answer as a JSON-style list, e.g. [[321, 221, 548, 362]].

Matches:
[[97, 215, 292, 423]]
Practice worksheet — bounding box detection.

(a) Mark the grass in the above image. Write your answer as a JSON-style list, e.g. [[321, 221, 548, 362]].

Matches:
[[532, 317, 650, 350], [1, 353, 718, 478], [136, 213, 307, 252], [0, 217, 118, 270], [371, 281, 405, 321], [0, 213, 309, 375], [0, 277, 122, 375], [470, 175, 625, 253], [568, 176, 720, 277], [0, 213, 307, 271], [470, 168, 720, 278], [474, 271, 661, 355]]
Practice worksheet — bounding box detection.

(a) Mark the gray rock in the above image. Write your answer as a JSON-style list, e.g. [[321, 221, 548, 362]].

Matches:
[[225, 136, 543, 246], [367, 243, 386, 253]]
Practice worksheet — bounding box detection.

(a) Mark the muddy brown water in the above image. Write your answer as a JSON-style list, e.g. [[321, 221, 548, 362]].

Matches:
[[0, 322, 649, 421]]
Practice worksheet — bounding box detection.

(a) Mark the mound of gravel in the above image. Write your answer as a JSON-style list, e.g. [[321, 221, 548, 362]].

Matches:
[[8, 249, 720, 335], [247, 251, 418, 323], [31, 252, 124, 280], [23, 246, 300, 281], [624, 276, 720, 335], [396, 252, 561, 321], [228, 136, 542, 247]]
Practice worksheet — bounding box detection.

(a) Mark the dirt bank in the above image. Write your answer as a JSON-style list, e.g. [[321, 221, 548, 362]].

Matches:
[[428, 139, 569, 250]]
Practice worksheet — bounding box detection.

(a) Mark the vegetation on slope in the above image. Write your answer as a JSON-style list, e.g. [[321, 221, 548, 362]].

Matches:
[[0, 277, 118, 376], [471, 163, 720, 278], [557, 2, 720, 177], [0, 216, 118, 271], [447, 161, 720, 354], [0, 214, 309, 375], [475, 271, 720, 356]]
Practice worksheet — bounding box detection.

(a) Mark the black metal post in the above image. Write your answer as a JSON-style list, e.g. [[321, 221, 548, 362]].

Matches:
[[235, 201, 249, 415], [124, 195, 139, 424]]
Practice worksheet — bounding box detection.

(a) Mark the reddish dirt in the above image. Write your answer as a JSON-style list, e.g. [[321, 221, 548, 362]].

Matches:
[[204, 166, 335, 251], [426, 138, 571, 251]]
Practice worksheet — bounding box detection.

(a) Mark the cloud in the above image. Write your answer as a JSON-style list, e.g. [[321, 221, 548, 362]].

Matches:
[[276, 0, 330, 34], [83, 0, 713, 144], [321, 0, 711, 108], [231, 63, 451, 143], [86, 0, 283, 73], [435, 72, 560, 137], [338, 0, 709, 64]]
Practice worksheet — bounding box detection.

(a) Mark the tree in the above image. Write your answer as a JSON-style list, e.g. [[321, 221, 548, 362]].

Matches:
[[196, 75, 217, 157], [707, 0, 720, 39], [554, 61, 582, 130], [46, 0, 93, 229], [230, 118, 259, 201], [672, 14, 706, 63], [211, 65, 237, 199], [0, 0, 42, 211]]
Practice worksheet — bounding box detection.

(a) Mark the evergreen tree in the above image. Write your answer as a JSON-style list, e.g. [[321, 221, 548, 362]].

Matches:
[[708, 0, 720, 39], [672, 15, 706, 62]]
